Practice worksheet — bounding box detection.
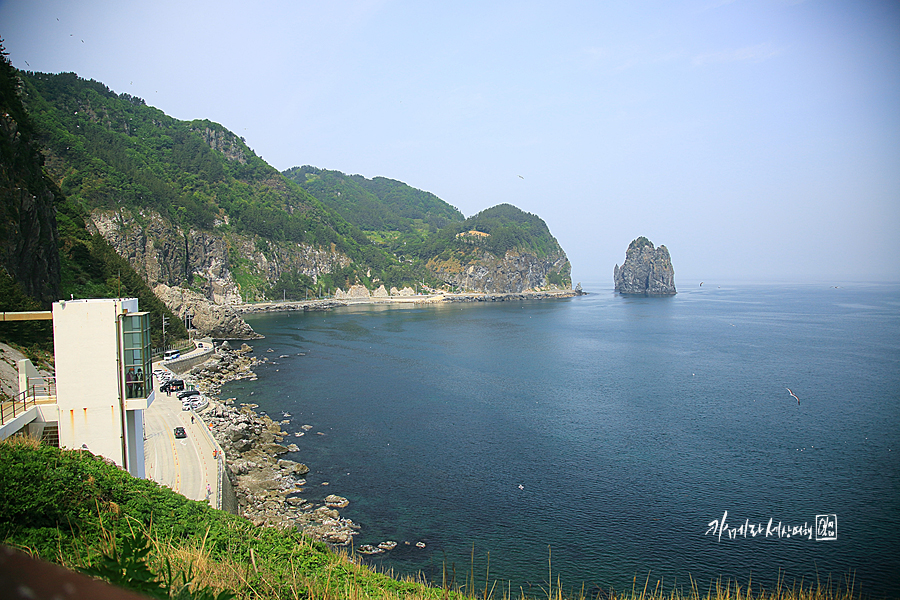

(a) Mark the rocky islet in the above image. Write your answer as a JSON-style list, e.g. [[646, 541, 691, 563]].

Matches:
[[613, 237, 677, 296]]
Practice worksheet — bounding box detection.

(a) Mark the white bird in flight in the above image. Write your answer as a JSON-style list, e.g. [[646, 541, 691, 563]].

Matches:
[[786, 388, 800, 405]]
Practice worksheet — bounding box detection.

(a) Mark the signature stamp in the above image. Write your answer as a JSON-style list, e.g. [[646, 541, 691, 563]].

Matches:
[[815, 514, 837, 540]]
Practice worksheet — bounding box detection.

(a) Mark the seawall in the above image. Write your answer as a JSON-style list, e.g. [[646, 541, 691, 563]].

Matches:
[[163, 347, 215, 376]]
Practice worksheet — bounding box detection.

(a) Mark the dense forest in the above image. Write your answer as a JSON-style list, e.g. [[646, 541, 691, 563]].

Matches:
[[284, 168, 568, 283]]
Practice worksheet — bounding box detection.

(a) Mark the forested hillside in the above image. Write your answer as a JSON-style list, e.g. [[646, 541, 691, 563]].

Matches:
[[5, 64, 570, 327], [283, 169, 571, 290], [1, 46, 186, 352], [284, 166, 464, 234], [21, 72, 371, 261]]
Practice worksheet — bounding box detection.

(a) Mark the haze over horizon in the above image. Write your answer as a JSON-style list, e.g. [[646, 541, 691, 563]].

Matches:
[[2, 0, 898, 285]]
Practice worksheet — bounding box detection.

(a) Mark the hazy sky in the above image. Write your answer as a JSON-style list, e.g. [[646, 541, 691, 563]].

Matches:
[[2, 0, 898, 285]]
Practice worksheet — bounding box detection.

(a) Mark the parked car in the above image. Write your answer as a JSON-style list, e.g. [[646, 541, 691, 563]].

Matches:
[[181, 401, 192, 411], [190, 396, 205, 409], [177, 389, 200, 400], [161, 379, 184, 392], [173, 427, 187, 439]]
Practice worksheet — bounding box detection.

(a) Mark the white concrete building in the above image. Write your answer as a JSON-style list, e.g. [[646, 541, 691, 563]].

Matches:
[[0, 298, 154, 479]]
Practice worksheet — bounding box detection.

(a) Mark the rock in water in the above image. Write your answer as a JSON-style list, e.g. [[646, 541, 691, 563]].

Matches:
[[613, 237, 676, 296]]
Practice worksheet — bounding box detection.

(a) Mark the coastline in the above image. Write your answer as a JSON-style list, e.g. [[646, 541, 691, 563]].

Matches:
[[235, 288, 582, 315], [182, 288, 584, 546], [186, 342, 361, 545]]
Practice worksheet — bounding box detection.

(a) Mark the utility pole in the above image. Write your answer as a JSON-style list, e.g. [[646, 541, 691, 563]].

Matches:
[[161, 315, 169, 351], [184, 310, 194, 344]]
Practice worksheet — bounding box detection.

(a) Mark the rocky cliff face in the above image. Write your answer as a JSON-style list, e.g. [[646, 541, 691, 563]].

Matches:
[[89, 208, 352, 305], [427, 249, 571, 293], [614, 237, 676, 296], [87, 207, 352, 338], [154, 284, 262, 339]]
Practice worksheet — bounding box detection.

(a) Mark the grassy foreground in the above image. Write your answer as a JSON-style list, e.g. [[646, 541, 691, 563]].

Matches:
[[0, 436, 868, 600]]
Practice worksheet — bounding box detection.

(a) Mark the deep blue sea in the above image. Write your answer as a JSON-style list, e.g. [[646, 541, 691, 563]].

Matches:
[[225, 283, 900, 597]]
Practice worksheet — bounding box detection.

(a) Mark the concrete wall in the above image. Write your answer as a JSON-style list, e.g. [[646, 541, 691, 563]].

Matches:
[[53, 299, 133, 465], [163, 347, 214, 375], [221, 473, 239, 515]]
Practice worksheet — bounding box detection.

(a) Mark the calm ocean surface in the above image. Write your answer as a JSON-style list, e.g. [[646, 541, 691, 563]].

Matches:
[[226, 283, 900, 597]]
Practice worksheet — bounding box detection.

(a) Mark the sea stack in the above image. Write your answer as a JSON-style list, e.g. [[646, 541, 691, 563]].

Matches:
[[614, 237, 676, 296]]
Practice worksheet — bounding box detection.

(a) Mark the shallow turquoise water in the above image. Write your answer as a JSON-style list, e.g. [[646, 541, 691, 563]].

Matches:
[[227, 283, 900, 597]]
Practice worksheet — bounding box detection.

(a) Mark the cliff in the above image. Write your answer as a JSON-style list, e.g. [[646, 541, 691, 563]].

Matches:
[[614, 237, 676, 296], [88, 208, 351, 304], [153, 284, 262, 340], [88, 207, 352, 337], [427, 248, 571, 293]]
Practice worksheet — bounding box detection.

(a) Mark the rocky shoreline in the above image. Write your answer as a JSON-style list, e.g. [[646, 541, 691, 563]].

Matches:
[[185, 342, 360, 546]]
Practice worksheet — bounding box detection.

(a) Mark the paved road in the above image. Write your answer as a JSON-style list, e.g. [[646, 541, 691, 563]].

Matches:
[[144, 362, 221, 506]]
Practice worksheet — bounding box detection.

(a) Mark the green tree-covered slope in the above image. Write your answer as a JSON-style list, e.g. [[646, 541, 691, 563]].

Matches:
[[284, 165, 463, 235], [17, 71, 440, 296], [419, 203, 565, 261], [12, 66, 569, 299], [1, 46, 185, 351], [20, 72, 368, 256]]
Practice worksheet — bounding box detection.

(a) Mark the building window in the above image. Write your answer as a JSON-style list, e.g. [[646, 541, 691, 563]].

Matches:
[[122, 312, 151, 399]]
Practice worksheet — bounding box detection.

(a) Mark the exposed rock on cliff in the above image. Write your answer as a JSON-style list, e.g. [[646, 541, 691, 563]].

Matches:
[[427, 249, 571, 293], [614, 237, 676, 296], [154, 284, 263, 339], [89, 208, 352, 304]]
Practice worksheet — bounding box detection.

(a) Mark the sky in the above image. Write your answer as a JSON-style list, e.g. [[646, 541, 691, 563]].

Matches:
[[2, 0, 899, 285]]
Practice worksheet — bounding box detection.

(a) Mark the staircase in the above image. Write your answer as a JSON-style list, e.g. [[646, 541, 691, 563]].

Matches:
[[40, 423, 59, 447]]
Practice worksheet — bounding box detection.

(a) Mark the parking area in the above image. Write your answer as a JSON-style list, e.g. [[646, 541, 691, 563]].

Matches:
[[144, 363, 221, 506]]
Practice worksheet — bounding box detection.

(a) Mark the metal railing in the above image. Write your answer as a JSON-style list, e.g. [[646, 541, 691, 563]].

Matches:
[[0, 378, 57, 426], [26, 377, 56, 400]]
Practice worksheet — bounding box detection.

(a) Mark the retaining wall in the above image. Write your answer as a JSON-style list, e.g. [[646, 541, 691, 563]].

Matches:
[[162, 347, 214, 375]]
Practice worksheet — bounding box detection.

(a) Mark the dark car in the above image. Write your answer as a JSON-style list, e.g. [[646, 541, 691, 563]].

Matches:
[[177, 389, 200, 400], [173, 427, 187, 439], [161, 379, 185, 392]]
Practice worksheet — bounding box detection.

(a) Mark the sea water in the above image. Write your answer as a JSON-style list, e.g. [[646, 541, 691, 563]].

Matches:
[[225, 283, 900, 597]]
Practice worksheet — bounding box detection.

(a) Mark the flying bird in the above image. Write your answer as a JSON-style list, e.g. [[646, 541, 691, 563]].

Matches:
[[786, 388, 800, 405], [518, 175, 524, 179], [700, 282, 703, 287]]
